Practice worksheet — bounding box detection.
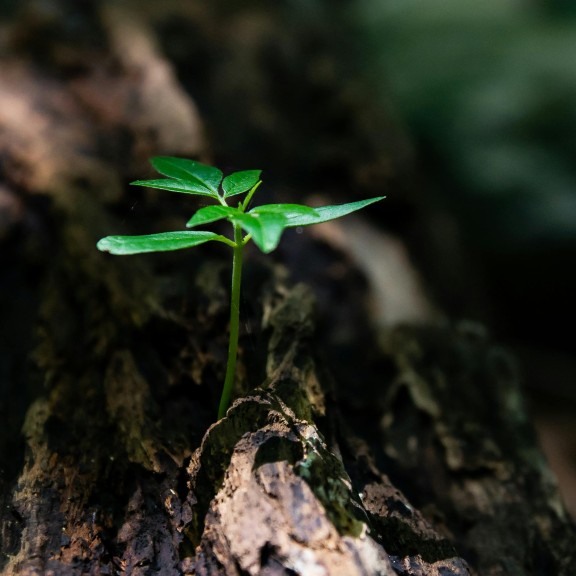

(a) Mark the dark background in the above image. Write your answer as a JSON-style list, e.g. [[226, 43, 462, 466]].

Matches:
[[353, 0, 576, 516]]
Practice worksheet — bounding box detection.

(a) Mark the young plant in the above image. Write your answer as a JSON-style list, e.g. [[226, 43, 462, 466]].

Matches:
[[97, 157, 383, 419]]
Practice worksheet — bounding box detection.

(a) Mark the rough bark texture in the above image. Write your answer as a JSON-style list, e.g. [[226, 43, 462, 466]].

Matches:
[[0, 2, 574, 575]]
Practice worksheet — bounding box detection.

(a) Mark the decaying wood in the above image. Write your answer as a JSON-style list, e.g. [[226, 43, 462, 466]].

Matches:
[[0, 3, 574, 575], [370, 324, 574, 575]]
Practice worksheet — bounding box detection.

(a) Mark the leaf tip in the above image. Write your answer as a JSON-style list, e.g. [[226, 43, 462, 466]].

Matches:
[[130, 179, 148, 187], [96, 237, 112, 253]]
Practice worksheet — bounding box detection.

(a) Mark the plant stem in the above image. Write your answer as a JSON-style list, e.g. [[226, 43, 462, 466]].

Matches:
[[218, 223, 244, 419]]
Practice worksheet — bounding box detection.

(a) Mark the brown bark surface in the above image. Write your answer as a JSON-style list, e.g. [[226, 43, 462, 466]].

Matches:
[[0, 3, 574, 575]]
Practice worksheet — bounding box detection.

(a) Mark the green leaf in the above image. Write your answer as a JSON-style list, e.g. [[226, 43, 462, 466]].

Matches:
[[283, 197, 384, 227], [151, 157, 223, 195], [249, 204, 319, 219], [97, 231, 225, 255], [234, 212, 287, 253], [222, 170, 262, 198], [131, 178, 218, 198], [186, 205, 241, 228]]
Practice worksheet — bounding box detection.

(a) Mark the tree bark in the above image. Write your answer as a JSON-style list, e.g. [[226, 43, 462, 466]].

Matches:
[[0, 3, 574, 575]]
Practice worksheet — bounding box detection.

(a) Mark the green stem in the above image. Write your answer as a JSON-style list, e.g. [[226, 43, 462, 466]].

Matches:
[[218, 223, 244, 419], [240, 180, 262, 211]]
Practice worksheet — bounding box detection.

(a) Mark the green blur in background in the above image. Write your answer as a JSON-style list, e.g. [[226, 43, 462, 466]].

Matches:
[[353, 0, 576, 381], [357, 0, 576, 249]]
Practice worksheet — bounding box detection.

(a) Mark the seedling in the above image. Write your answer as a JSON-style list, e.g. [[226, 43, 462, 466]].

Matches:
[[97, 157, 383, 419]]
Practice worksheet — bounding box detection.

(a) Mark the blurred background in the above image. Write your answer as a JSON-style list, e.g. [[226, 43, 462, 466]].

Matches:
[[353, 0, 576, 516]]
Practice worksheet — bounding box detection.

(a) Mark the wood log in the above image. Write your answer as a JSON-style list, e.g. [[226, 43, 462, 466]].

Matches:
[[0, 3, 574, 575]]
